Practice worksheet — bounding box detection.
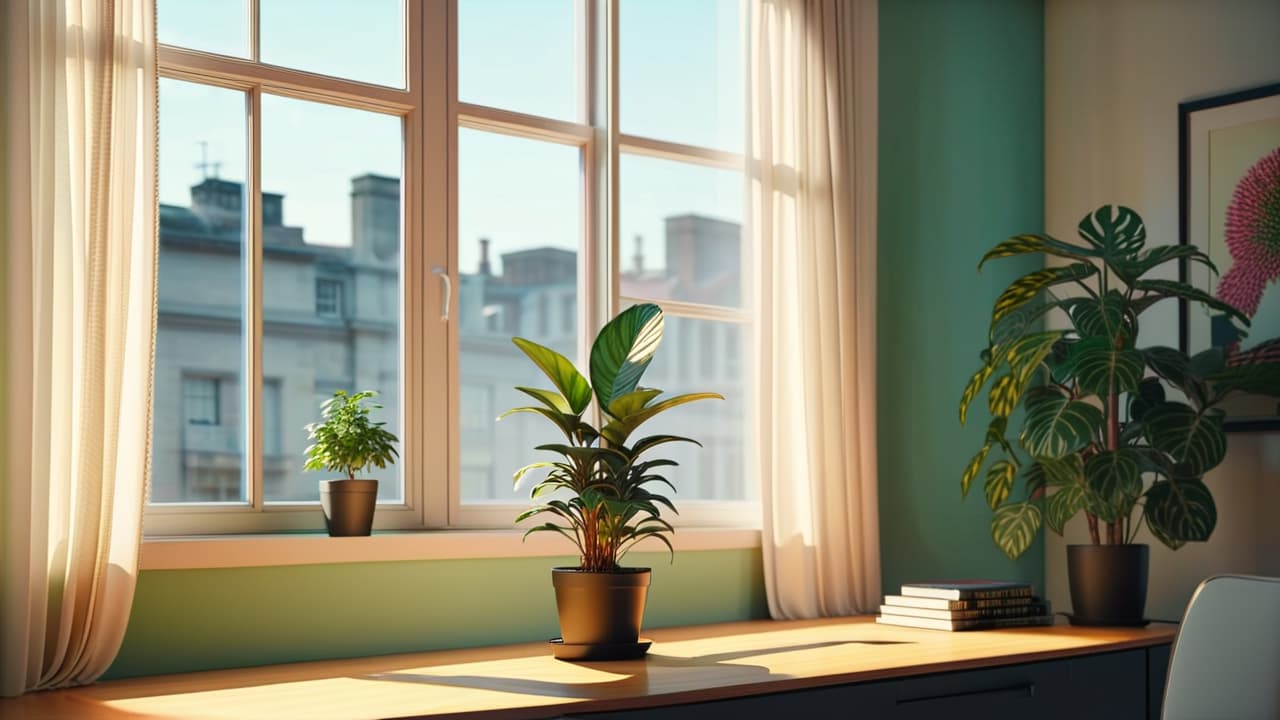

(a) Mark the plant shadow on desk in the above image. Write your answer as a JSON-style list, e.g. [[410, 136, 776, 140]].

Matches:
[[361, 640, 913, 699]]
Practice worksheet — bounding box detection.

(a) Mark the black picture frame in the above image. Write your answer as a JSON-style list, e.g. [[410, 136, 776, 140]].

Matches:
[[1178, 81, 1280, 432]]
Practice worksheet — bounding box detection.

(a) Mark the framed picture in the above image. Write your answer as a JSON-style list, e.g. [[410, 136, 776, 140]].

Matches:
[[1178, 81, 1280, 431]]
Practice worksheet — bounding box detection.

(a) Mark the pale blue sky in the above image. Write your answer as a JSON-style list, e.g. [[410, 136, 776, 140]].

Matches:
[[158, 0, 743, 275]]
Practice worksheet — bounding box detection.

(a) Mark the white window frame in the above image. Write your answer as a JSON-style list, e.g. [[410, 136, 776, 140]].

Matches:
[[314, 277, 344, 318], [147, 0, 758, 538]]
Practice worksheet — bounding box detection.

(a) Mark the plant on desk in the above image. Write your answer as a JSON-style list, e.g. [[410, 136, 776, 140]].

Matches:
[[503, 303, 722, 659], [959, 205, 1280, 625]]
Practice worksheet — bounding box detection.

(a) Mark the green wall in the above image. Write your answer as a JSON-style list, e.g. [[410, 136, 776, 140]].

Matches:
[[877, 0, 1046, 595], [104, 548, 766, 679], [104, 0, 1048, 680]]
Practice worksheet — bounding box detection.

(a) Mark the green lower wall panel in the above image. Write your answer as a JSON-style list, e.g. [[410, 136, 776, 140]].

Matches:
[[876, 0, 1046, 595], [104, 548, 767, 679]]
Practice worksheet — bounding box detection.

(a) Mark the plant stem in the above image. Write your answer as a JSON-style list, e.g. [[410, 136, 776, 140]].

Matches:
[[1087, 512, 1101, 545]]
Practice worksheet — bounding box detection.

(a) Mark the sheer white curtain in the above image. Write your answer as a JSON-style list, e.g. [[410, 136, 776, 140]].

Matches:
[[1, 0, 157, 696], [750, 0, 880, 618]]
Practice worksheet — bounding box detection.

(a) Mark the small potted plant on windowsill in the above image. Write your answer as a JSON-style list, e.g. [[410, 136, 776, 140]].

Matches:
[[503, 303, 722, 660], [304, 389, 400, 537], [960, 205, 1280, 625]]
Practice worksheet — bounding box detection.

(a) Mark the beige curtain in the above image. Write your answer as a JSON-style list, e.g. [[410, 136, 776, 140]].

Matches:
[[750, 0, 880, 618], [1, 0, 157, 696]]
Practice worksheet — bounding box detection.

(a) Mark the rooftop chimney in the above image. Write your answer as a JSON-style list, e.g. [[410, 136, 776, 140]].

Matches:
[[479, 237, 492, 277]]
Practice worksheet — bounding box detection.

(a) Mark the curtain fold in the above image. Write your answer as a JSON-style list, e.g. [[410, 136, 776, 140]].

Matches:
[[1, 0, 157, 696], [750, 0, 880, 619]]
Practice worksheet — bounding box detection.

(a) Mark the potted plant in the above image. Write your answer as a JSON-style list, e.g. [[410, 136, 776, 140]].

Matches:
[[502, 303, 722, 659], [304, 389, 400, 537], [959, 205, 1280, 625]]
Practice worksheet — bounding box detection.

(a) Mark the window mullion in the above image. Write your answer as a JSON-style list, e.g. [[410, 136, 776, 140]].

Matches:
[[249, 0, 260, 63], [246, 84, 265, 511]]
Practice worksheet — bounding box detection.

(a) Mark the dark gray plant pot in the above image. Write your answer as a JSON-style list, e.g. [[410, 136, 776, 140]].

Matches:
[[319, 479, 378, 536], [551, 567, 651, 648], [1067, 543, 1149, 626]]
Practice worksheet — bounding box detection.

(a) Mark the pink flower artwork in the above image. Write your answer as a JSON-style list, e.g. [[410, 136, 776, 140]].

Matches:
[[1215, 145, 1280, 360]]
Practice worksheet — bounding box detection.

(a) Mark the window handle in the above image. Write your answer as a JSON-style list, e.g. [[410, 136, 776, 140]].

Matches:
[[432, 266, 452, 322]]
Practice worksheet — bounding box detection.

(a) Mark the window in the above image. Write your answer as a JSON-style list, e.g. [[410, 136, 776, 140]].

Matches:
[[150, 1, 755, 535], [315, 278, 344, 318], [182, 376, 221, 426]]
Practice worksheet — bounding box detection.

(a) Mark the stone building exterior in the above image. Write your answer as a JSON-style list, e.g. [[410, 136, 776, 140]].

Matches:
[[151, 176, 749, 507]]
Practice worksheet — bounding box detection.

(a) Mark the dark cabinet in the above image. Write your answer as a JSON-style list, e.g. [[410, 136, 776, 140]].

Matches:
[[566, 646, 1168, 720]]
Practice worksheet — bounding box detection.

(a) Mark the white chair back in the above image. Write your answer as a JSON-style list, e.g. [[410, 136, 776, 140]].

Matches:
[[1162, 574, 1280, 720]]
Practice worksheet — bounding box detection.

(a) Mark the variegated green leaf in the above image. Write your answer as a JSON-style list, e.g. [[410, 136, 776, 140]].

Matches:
[[1208, 361, 1280, 397], [1110, 244, 1217, 285], [962, 445, 991, 498], [1068, 290, 1133, 342], [1132, 279, 1251, 328], [1144, 346, 1191, 387], [1082, 449, 1142, 522], [991, 264, 1097, 330], [988, 374, 1020, 418], [1144, 479, 1217, 543], [960, 362, 997, 425], [984, 460, 1017, 510], [1077, 205, 1146, 259], [1020, 391, 1103, 459], [1143, 403, 1226, 476], [989, 299, 1063, 347], [590, 303, 664, 411], [1070, 337, 1145, 396], [1045, 484, 1085, 534], [1008, 331, 1064, 386], [991, 502, 1042, 560], [1042, 455, 1085, 486], [978, 233, 1096, 269]]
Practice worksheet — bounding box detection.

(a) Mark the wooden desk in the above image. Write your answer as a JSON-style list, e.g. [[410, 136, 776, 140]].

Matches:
[[1, 616, 1176, 720]]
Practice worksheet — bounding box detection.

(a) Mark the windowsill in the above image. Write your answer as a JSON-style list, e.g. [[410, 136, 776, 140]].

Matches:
[[139, 527, 762, 570]]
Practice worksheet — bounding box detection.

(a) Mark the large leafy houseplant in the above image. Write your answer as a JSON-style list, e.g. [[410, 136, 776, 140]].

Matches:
[[503, 303, 722, 572], [960, 205, 1280, 561]]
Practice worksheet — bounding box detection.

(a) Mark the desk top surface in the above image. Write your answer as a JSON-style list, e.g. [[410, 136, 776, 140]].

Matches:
[[3, 616, 1176, 720]]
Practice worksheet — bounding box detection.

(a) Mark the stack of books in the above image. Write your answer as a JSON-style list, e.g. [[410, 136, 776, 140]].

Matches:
[[875, 580, 1054, 631]]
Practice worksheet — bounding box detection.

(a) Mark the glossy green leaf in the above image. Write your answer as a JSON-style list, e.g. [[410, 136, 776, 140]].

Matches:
[[515, 386, 573, 414], [607, 388, 664, 420], [1024, 455, 1084, 492], [979, 233, 1097, 269], [589, 303, 664, 411], [1020, 390, 1103, 459], [1070, 337, 1145, 396], [600, 392, 723, 446], [1045, 484, 1085, 534], [1068, 290, 1133, 342], [1110, 244, 1217, 285], [984, 460, 1017, 510], [991, 502, 1042, 560], [1128, 378, 1166, 422], [1144, 478, 1217, 543], [1082, 449, 1142, 522], [1077, 205, 1146, 259], [512, 337, 593, 414], [990, 264, 1097, 331], [989, 299, 1062, 348], [1132, 279, 1251, 328], [1008, 332, 1064, 385], [1208, 361, 1280, 397], [1144, 403, 1227, 476], [498, 405, 578, 440]]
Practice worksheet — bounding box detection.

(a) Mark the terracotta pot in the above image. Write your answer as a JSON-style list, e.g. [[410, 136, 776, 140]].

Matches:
[[319, 479, 378, 536], [1066, 543, 1148, 626], [551, 567, 651, 645]]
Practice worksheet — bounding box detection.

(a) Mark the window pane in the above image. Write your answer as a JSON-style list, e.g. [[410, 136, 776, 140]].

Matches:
[[261, 0, 404, 88], [153, 80, 248, 503], [158, 0, 249, 58], [620, 154, 744, 307], [458, 129, 581, 503], [620, 0, 742, 151], [638, 316, 753, 501], [261, 95, 404, 503], [459, 0, 579, 121]]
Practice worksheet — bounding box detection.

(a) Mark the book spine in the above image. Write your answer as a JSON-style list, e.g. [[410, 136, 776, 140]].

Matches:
[[959, 587, 1034, 600], [954, 614, 1055, 631], [880, 603, 1050, 621]]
